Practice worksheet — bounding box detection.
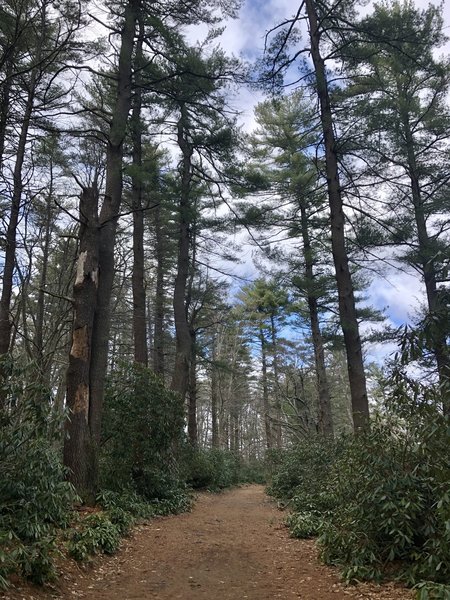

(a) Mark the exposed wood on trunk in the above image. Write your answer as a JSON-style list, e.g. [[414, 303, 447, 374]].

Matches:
[[64, 186, 99, 501], [304, 0, 369, 431], [64, 0, 137, 499]]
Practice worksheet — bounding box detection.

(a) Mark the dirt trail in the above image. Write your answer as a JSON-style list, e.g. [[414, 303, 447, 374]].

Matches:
[[3, 485, 413, 600]]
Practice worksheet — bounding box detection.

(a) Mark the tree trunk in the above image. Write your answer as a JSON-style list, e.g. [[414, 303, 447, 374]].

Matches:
[[304, 0, 369, 431], [88, 0, 137, 451], [299, 201, 334, 436], [187, 331, 197, 446], [269, 314, 282, 447], [0, 78, 35, 358], [153, 203, 166, 377], [0, 60, 13, 168], [402, 115, 449, 416], [64, 0, 137, 499], [63, 186, 99, 502], [260, 328, 273, 449], [35, 178, 54, 379], [230, 393, 239, 453], [131, 22, 148, 366], [170, 105, 193, 400], [210, 333, 220, 449]]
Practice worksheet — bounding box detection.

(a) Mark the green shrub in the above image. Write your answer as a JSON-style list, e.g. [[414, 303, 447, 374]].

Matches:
[[415, 582, 450, 600], [268, 330, 450, 598], [96, 489, 155, 520], [266, 439, 338, 505], [237, 459, 267, 484], [318, 406, 450, 591], [100, 363, 185, 501], [286, 511, 322, 538], [105, 507, 135, 535], [0, 358, 77, 587], [15, 537, 59, 585], [67, 514, 121, 561], [266, 439, 339, 541], [149, 490, 193, 516], [184, 448, 240, 490]]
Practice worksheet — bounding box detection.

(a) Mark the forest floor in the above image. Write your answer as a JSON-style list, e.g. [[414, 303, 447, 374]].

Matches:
[[2, 485, 414, 600]]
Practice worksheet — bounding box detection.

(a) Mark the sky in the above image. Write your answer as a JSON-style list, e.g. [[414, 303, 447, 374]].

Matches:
[[187, 0, 450, 365]]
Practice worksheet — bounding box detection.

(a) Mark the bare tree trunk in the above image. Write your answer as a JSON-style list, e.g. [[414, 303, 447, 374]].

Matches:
[[304, 0, 369, 431], [260, 328, 273, 449], [170, 104, 193, 401], [187, 331, 197, 446], [64, 186, 99, 501], [0, 61, 13, 168], [269, 314, 282, 448], [131, 21, 148, 366], [230, 395, 239, 453], [88, 0, 137, 449], [402, 116, 449, 416], [299, 201, 334, 436], [153, 203, 166, 377], [0, 78, 35, 358], [64, 0, 137, 499], [35, 177, 54, 379], [210, 333, 220, 449]]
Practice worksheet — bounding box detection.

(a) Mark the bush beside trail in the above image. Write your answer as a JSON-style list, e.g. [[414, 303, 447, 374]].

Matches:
[[0, 361, 266, 589], [268, 408, 450, 599]]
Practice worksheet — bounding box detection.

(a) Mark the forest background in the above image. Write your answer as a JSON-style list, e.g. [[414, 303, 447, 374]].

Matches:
[[0, 0, 449, 597]]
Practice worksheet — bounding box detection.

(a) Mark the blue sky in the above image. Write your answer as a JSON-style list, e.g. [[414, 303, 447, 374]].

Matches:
[[187, 0, 450, 364]]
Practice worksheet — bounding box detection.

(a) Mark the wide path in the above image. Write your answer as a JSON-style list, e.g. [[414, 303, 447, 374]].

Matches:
[[3, 485, 412, 600]]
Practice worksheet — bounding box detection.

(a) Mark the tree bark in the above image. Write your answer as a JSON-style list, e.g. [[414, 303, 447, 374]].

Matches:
[[170, 104, 194, 401], [0, 77, 35, 358], [269, 314, 282, 447], [210, 332, 220, 449], [153, 203, 166, 377], [299, 201, 334, 436], [0, 60, 13, 169], [131, 21, 148, 366], [402, 114, 449, 415], [260, 328, 273, 449], [64, 0, 137, 499], [88, 0, 137, 451], [304, 0, 369, 431], [187, 331, 197, 446], [63, 186, 99, 501], [34, 173, 54, 379]]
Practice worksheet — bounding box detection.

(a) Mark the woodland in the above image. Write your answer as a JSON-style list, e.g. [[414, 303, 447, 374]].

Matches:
[[0, 0, 449, 597]]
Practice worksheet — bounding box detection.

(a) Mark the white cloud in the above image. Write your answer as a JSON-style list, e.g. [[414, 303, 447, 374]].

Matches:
[[188, 0, 448, 366], [368, 269, 425, 325]]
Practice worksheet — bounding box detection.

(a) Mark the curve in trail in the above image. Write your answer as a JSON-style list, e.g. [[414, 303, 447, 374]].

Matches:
[[4, 485, 413, 600]]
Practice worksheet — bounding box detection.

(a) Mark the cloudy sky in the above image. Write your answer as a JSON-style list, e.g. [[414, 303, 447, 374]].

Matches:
[[187, 0, 450, 362]]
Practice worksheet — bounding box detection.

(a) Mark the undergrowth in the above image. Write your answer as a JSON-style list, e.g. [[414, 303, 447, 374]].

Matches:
[[0, 360, 258, 588], [267, 334, 450, 600], [0, 361, 194, 589], [66, 487, 194, 562], [0, 358, 77, 588]]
